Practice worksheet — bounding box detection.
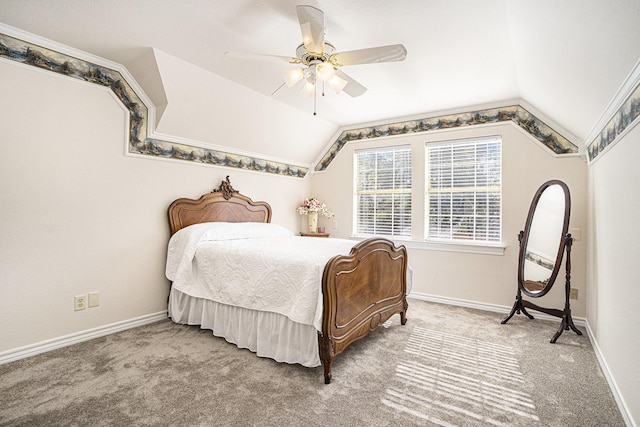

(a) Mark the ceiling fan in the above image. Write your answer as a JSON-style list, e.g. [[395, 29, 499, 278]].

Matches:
[[226, 5, 407, 114]]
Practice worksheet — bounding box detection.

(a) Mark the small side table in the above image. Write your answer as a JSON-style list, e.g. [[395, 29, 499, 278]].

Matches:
[[300, 232, 330, 238]]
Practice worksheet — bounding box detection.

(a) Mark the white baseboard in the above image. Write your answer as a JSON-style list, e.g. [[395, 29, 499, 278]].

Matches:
[[408, 292, 634, 426], [0, 311, 168, 365], [583, 323, 636, 427], [408, 291, 587, 326]]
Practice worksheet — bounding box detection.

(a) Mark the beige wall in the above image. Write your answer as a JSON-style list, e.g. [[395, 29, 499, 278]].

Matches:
[[311, 122, 588, 315], [588, 123, 640, 423], [0, 61, 310, 353]]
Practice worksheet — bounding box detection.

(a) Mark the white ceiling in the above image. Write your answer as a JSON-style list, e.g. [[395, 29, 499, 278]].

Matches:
[[1, 0, 640, 165]]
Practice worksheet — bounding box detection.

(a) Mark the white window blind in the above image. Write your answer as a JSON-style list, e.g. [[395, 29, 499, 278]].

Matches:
[[355, 146, 412, 237], [426, 136, 502, 243]]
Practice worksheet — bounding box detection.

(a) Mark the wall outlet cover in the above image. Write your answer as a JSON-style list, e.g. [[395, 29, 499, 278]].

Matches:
[[74, 294, 87, 311]]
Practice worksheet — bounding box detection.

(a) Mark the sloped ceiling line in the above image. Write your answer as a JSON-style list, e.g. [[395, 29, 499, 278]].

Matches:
[[315, 105, 579, 172], [0, 31, 309, 178]]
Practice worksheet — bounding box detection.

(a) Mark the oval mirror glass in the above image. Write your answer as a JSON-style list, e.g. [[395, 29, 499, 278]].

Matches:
[[519, 181, 570, 297]]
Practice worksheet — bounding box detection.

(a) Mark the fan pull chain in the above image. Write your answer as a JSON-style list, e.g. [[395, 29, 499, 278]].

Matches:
[[313, 78, 317, 116]]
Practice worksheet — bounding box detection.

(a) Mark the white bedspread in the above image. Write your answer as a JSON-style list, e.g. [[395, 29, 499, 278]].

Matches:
[[166, 223, 357, 331]]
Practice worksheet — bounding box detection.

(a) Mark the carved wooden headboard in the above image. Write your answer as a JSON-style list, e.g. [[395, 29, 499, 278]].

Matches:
[[167, 176, 272, 235]]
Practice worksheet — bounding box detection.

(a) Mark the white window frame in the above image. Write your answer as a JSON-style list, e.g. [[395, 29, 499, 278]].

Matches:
[[353, 145, 412, 238], [425, 136, 502, 247]]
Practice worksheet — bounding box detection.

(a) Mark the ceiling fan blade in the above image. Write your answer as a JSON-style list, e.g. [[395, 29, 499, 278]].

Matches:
[[334, 69, 367, 97], [225, 51, 301, 64], [296, 5, 325, 56], [330, 44, 407, 66]]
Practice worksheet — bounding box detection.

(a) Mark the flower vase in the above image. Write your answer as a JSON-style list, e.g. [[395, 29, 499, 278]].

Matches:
[[307, 211, 318, 234]]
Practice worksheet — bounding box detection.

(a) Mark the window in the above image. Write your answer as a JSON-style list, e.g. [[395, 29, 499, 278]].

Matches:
[[354, 146, 412, 237], [426, 136, 501, 243]]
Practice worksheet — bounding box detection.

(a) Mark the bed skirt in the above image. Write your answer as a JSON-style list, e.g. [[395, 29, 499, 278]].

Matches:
[[168, 289, 322, 367]]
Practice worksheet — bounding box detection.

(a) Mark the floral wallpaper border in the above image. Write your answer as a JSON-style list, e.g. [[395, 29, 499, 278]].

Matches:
[[586, 79, 640, 163], [315, 105, 579, 172], [0, 32, 309, 178]]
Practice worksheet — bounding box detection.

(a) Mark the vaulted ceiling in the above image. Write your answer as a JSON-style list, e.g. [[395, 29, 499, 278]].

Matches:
[[1, 0, 639, 167]]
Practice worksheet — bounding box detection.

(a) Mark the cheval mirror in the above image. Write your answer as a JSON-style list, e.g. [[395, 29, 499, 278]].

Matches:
[[501, 180, 582, 343]]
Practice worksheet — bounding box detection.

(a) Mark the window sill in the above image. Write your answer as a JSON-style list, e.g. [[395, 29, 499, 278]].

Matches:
[[349, 236, 505, 256]]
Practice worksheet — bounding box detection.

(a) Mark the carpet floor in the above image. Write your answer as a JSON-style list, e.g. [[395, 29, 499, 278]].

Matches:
[[0, 299, 625, 426]]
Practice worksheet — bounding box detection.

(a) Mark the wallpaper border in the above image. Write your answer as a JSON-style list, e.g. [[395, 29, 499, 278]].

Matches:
[[0, 31, 309, 178], [586, 77, 640, 163], [315, 105, 579, 172]]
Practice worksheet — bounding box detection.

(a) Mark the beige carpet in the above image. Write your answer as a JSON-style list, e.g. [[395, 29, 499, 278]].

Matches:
[[0, 299, 624, 426]]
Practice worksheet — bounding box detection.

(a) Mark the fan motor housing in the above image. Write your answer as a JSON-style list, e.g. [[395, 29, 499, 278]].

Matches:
[[296, 42, 336, 65]]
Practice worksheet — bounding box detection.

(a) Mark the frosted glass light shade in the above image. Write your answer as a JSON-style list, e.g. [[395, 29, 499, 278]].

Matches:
[[283, 68, 305, 87], [328, 75, 348, 94], [301, 80, 315, 98], [316, 62, 335, 82]]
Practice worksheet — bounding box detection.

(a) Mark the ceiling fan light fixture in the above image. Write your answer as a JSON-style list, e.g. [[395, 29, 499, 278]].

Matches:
[[301, 79, 316, 99], [315, 62, 335, 82], [228, 5, 406, 115], [283, 68, 305, 87], [328, 74, 348, 94]]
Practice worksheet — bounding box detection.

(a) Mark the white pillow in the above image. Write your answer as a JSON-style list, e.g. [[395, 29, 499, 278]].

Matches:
[[183, 222, 294, 241]]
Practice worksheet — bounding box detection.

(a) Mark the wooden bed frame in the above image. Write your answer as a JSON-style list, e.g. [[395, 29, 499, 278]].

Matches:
[[167, 177, 408, 384]]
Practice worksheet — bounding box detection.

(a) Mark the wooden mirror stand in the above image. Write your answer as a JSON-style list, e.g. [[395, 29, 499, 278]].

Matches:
[[502, 232, 582, 342], [501, 180, 582, 343]]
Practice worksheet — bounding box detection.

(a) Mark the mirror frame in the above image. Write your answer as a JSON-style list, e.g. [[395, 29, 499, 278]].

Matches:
[[518, 180, 571, 298]]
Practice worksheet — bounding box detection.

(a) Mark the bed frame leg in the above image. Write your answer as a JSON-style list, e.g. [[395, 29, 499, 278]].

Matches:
[[319, 334, 334, 384], [400, 311, 407, 325], [400, 300, 408, 325], [323, 363, 332, 384]]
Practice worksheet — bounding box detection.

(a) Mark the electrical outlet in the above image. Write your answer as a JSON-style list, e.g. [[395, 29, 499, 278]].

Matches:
[[570, 288, 578, 299], [74, 294, 87, 311], [88, 291, 100, 308], [332, 220, 338, 229]]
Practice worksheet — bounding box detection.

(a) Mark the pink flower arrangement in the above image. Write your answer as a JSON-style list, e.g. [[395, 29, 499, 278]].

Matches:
[[296, 197, 334, 217]]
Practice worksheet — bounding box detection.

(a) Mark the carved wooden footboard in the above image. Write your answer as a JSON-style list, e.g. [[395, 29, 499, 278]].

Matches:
[[319, 237, 408, 384]]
